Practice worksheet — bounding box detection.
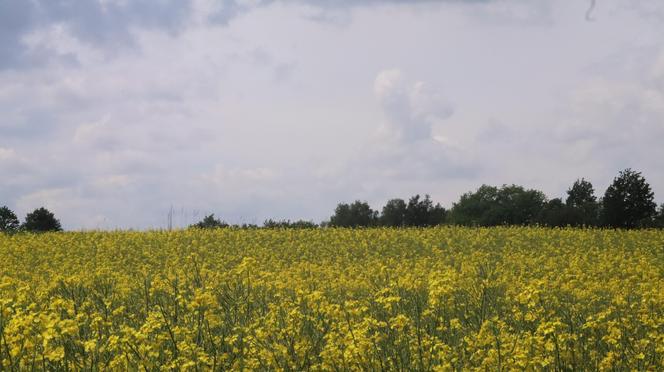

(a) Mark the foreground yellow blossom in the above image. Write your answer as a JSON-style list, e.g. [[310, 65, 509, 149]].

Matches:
[[0, 227, 663, 370]]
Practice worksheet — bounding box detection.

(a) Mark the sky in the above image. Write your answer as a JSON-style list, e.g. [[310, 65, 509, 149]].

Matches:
[[1, 0, 663, 229]]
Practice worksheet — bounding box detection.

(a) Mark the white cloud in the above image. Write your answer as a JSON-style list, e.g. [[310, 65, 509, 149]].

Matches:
[[374, 69, 402, 100], [15, 188, 71, 218], [0, 147, 16, 161], [93, 174, 133, 189], [201, 165, 279, 187], [22, 23, 105, 66], [374, 69, 454, 143], [73, 115, 114, 146], [2, 0, 664, 228]]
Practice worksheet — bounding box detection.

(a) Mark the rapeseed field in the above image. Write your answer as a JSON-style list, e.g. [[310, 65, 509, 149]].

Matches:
[[0, 227, 662, 370]]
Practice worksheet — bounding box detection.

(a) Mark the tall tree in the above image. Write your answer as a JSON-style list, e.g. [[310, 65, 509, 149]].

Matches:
[[427, 203, 447, 226], [0, 206, 20, 233], [329, 203, 352, 227], [22, 207, 62, 232], [450, 184, 546, 226], [493, 185, 547, 226], [566, 178, 596, 207], [405, 195, 431, 227], [601, 169, 657, 228], [404, 194, 446, 227], [449, 185, 499, 226], [565, 178, 599, 226], [329, 201, 377, 227], [380, 199, 407, 227]]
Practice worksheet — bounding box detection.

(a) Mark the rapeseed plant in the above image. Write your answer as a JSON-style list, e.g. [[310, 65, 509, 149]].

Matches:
[[0, 227, 662, 370]]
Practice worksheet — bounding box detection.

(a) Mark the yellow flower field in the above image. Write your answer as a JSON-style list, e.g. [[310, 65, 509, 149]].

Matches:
[[1, 227, 663, 370]]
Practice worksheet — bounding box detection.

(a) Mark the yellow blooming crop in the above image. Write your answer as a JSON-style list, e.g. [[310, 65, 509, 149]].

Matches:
[[0, 227, 663, 370]]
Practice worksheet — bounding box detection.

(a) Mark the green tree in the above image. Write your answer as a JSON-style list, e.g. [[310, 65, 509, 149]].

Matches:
[[22, 207, 62, 232], [565, 178, 599, 226], [449, 185, 499, 226], [329, 203, 351, 227], [428, 203, 447, 226], [601, 169, 657, 228], [329, 201, 377, 227], [404, 194, 446, 227], [537, 198, 570, 227], [0, 206, 20, 233], [380, 199, 407, 227], [190, 214, 228, 229], [566, 178, 596, 207], [494, 185, 547, 226], [654, 204, 664, 228], [450, 184, 546, 226]]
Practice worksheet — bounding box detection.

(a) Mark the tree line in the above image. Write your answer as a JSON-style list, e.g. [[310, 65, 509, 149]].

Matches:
[[188, 168, 663, 229], [324, 169, 664, 229], [2, 168, 663, 233], [0, 207, 62, 233]]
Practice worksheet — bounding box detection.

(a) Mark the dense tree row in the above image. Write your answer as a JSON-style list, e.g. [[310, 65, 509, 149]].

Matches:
[[0, 207, 62, 233], [189, 214, 318, 229], [325, 195, 446, 228], [325, 169, 664, 229], [3, 168, 663, 233]]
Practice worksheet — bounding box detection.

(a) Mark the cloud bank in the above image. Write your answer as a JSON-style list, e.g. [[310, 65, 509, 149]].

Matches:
[[1, 0, 663, 229]]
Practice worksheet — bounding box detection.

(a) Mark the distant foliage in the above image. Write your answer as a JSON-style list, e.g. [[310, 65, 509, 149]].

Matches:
[[327, 170, 662, 229], [22, 207, 62, 232], [601, 169, 657, 228], [565, 178, 600, 227], [537, 198, 571, 227], [380, 199, 407, 227], [329, 201, 378, 227], [450, 185, 546, 226], [190, 214, 229, 229], [535, 180, 600, 228], [0, 206, 20, 233], [404, 194, 446, 227], [5, 169, 662, 231], [566, 178, 596, 206], [263, 219, 318, 229]]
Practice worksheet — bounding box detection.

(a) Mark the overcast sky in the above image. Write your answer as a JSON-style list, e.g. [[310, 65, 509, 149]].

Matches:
[[1, 0, 663, 229]]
